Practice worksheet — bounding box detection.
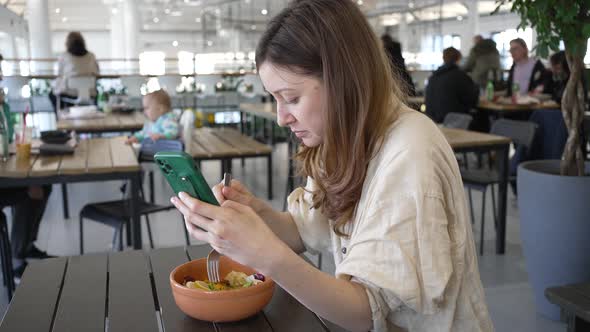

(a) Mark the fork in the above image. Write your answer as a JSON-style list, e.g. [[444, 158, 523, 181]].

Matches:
[[206, 172, 232, 283], [206, 249, 221, 283]]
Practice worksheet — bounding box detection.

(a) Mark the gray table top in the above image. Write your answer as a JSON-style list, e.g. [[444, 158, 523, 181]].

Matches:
[[0, 245, 345, 332]]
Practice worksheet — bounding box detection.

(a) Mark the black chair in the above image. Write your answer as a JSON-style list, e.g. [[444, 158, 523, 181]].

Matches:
[[139, 138, 185, 203], [443, 112, 474, 167], [79, 139, 189, 254], [443, 112, 473, 129], [0, 211, 15, 301], [462, 118, 537, 255]]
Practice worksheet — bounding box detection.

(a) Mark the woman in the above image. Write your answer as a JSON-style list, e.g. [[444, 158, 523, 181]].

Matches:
[[171, 1, 492, 331], [381, 34, 416, 96], [49, 31, 99, 110]]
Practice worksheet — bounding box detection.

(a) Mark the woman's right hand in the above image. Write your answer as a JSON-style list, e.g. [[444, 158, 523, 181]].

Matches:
[[212, 179, 272, 217]]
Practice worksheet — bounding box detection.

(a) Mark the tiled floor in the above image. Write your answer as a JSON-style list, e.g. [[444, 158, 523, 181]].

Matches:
[[0, 141, 566, 331]]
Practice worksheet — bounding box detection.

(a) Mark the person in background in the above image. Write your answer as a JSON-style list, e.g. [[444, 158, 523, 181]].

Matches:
[[425, 47, 479, 123], [549, 51, 570, 103], [506, 38, 551, 97], [49, 31, 99, 110], [381, 34, 416, 96], [463, 35, 501, 89], [547, 50, 588, 103], [171, 1, 493, 331], [125, 89, 179, 144], [0, 86, 53, 279]]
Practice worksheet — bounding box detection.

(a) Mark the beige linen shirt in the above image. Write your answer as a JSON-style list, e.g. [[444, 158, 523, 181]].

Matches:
[[54, 52, 99, 96], [288, 109, 493, 332]]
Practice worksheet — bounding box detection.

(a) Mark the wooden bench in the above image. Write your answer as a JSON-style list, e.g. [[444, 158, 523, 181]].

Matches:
[[187, 127, 273, 199], [546, 282, 590, 331]]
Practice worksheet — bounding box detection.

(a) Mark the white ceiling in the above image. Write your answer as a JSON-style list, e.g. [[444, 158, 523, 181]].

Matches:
[[3, 0, 511, 32]]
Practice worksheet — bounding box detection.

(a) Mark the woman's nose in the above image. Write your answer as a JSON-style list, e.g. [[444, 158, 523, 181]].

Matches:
[[276, 103, 295, 127]]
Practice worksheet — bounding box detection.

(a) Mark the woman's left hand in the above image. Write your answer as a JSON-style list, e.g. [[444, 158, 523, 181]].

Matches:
[[171, 192, 288, 274]]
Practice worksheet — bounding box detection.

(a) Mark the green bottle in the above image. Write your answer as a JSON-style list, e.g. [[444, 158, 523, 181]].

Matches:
[[511, 82, 520, 103], [486, 80, 494, 101]]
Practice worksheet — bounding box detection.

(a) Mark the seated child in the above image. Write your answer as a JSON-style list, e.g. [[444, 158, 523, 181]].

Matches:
[[126, 89, 179, 144]]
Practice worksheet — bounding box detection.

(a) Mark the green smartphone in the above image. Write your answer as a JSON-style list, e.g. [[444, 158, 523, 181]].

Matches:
[[154, 151, 219, 206]]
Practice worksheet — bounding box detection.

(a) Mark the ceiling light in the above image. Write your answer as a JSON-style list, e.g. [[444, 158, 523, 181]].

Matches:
[[153, 17, 159, 23], [245, 0, 250, 3], [457, 15, 463, 21], [207, 40, 213, 46], [408, 2, 415, 9], [261, 8, 268, 15], [251, 25, 256, 30], [172, 40, 179, 47], [357, 0, 363, 5], [61, 17, 68, 22], [55, 8, 61, 14], [195, 17, 201, 23], [111, 8, 118, 15], [165, 8, 171, 14]]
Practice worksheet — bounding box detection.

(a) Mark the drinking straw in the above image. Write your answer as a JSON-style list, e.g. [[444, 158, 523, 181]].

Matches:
[[22, 106, 28, 144]]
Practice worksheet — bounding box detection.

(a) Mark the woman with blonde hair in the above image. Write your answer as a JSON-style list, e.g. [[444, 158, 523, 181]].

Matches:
[[171, 0, 493, 331]]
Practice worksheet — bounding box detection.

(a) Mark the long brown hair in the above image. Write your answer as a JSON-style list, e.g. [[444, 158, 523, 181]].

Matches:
[[66, 31, 88, 57], [256, 0, 405, 236]]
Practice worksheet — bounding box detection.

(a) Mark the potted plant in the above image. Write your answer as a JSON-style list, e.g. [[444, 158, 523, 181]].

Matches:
[[496, 0, 590, 320]]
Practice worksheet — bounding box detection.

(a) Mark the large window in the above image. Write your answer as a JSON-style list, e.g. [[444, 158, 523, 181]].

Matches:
[[178, 51, 195, 75], [139, 51, 165, 76], [411, 34, 461, 69]]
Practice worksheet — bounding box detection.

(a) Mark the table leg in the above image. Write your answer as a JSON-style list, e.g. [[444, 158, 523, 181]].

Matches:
[[496, 144, 509, 254], [130, 172, 142, 249], [149, 171, 155, 204], [565, 311, 590, 332], [283, 137, 294, 211], [240, 111, 244, 134], [263, 119, 268, 142], [61, 183, 70, 219], [267, 154, 273, 200]]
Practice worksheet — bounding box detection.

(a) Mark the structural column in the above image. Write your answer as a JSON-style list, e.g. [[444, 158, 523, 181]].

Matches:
[[110, 2, 125, 58], [10, 36, 19, 59], [26, 0, 52, 73], [465, 0, 480, 53], [397, 13, 409, 51], [123, 0, 140, 68]]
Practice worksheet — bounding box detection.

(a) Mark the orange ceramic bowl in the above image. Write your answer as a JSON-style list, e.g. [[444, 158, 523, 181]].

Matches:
[[170, 256, 275, 322]]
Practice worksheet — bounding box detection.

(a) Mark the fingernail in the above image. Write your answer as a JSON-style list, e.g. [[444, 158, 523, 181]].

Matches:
[[170, 197, 176, 203], [178, 192, 186, 199]]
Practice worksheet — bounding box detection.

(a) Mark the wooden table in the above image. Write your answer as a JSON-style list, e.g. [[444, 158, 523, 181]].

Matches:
[[477, 99, 560, 115], [441, 127, 512, 254], [239, 103, 278, 145], [239, 102, 277, 121], [546, 282, 590, 331], [187, 127, 273, 199], [0, 245, 343, 332], [407, 96, 425, 111], [0, 136, 144, 249], [57, 111, 145, 134]]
